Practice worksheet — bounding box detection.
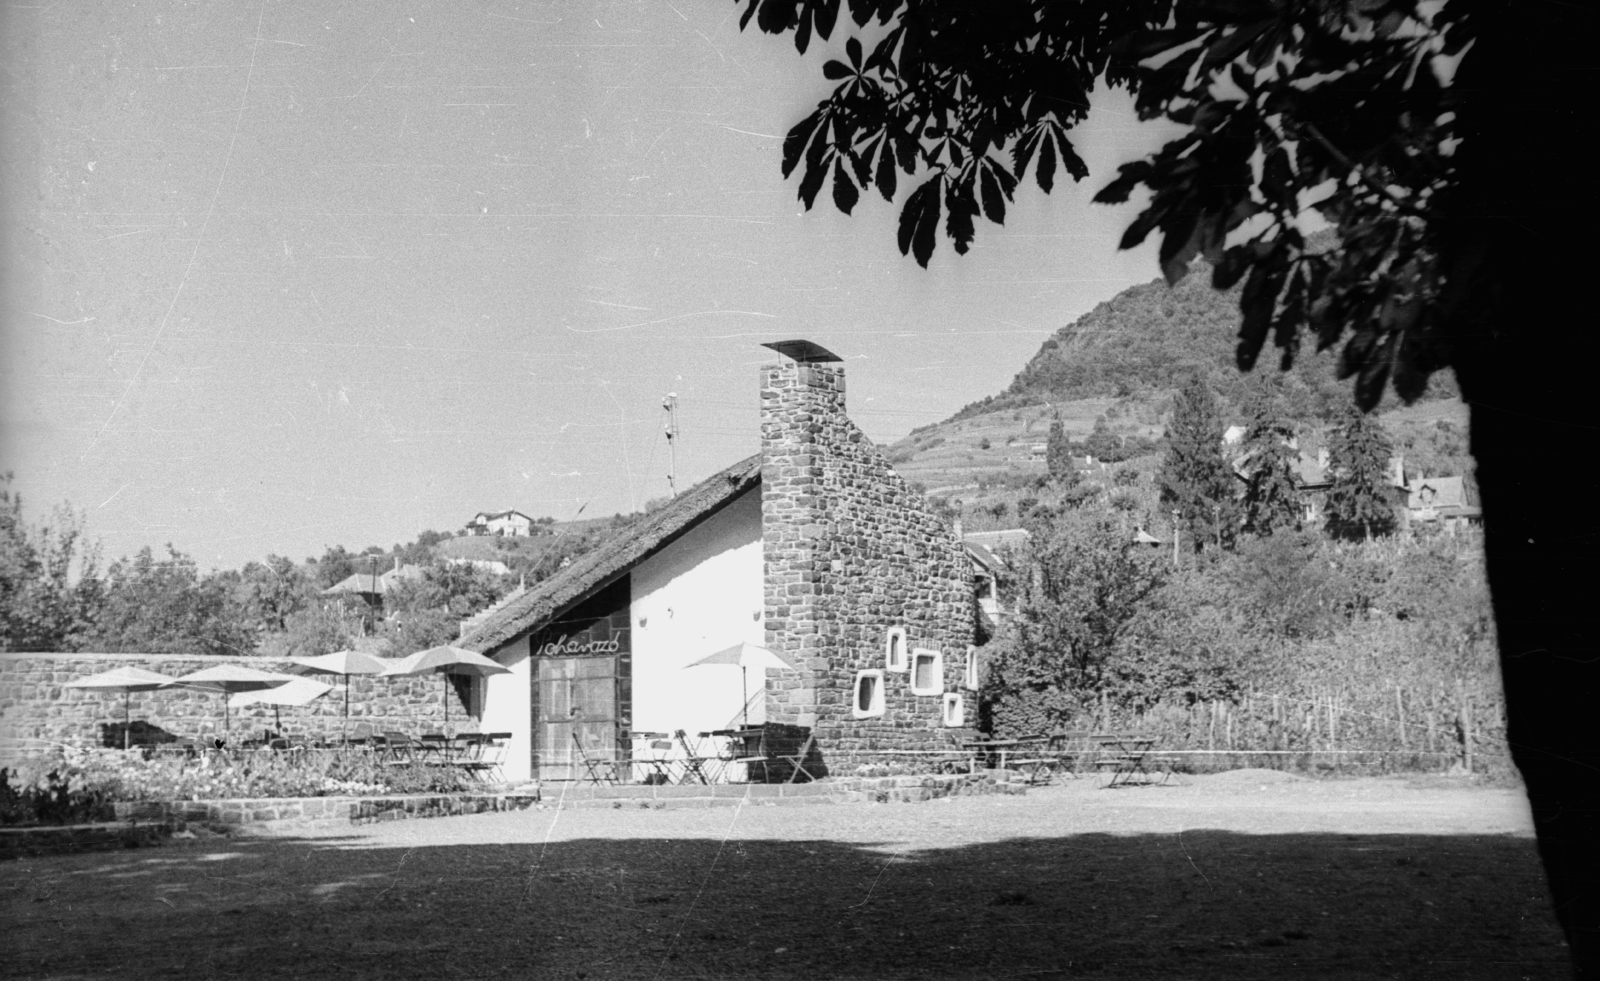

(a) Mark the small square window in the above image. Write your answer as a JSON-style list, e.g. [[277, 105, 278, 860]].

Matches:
[[942, 692, 964, 727], [884, 627, 908, 672], [910, 649, 942, 696], [964, 646, 981, 691], [852, 670, 885, 719]]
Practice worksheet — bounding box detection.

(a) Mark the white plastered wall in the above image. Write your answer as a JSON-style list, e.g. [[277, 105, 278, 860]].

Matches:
[[629, 487, 763, 740], [481, 635, 531, 783]]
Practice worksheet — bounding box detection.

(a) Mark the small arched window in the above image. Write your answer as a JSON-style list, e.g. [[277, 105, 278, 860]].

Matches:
[[884, 627, 908, 672], [942, 692, 965, 727], [910, 649, 943, 697], [852, 670, 886, 719]]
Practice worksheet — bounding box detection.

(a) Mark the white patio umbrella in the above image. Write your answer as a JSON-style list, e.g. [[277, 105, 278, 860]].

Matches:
[[164, 664, 299, 738], [684, 643, 798, 729], [229, 676, 337, 735], [64, 666, 172, 749], [290, 649, 388, 731], [380, 645, 509, 729]]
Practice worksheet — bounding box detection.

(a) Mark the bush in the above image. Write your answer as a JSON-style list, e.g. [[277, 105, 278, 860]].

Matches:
[[2, 746, 474, 814], [1, 762, 115, 826]]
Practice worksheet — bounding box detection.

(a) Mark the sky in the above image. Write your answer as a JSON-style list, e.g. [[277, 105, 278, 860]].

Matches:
[[1, 0, 1179, 571]]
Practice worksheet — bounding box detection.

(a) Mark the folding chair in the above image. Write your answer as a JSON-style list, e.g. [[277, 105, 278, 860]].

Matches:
[[450, 734, 486, 781], [673, 730, 712, 785], [727, 729, 772, 783], [572, 730, 621, 784], [382, 731, 418, 766], [778, 732, 822, 784], [471, 735, 508, 784], [418, 733, 450, 762]]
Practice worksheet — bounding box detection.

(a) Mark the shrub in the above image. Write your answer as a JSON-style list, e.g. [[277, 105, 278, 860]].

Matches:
[[3, 747, 474, 814]]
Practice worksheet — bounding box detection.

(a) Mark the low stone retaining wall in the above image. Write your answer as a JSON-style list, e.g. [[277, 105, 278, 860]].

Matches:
[[1, 821, 173, 861], [541, 769, 1030, 809], [114, 791, 541, 832]]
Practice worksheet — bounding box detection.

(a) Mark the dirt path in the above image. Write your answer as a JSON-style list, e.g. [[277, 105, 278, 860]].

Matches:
[[1, 773, 1569, 980]]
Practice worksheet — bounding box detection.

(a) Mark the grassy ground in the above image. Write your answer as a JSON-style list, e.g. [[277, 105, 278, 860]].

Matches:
[[1, 771, 1568, 980]]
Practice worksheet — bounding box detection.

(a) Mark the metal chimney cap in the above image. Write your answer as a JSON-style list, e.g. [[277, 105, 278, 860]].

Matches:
[[761, 339, 843, 364]]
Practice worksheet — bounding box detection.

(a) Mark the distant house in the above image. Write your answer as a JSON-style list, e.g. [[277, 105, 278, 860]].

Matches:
[[467, 509, 536, 537], [321, 557, 427, 615], [962, 529, 1031, 632], [1285, 447, 1406, 527], [1405, 476, 1482, 531], [1133, 528, 1164, 548]]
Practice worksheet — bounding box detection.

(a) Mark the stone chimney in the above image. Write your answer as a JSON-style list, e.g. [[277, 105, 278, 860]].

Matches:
[[758, 352, 848, 728]]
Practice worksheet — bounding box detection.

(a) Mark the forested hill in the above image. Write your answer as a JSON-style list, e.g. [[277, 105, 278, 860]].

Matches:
[[953, 261, 1459, 425]]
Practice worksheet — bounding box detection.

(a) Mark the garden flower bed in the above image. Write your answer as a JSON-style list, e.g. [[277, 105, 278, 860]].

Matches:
[[1, 747, 537, 856], [1, 746, 478, 827]]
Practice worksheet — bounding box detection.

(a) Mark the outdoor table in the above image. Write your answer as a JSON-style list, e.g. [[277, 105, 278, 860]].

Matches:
[[630, 731, 677, 784], [1090, 732, 1166, 787], [961, 736, 1047, 771]]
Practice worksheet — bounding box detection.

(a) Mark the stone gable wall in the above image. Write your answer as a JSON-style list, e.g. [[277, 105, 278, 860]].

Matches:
[[0, 653, 466, 763], [760, 360, 975, 755]]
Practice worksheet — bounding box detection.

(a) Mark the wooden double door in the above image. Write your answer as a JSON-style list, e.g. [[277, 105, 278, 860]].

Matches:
[[535, 655, 621, 781]]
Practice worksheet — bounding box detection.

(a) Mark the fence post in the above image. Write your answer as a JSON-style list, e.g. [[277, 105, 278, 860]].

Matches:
[[1396, 686, 1407, 750], [1458, 679, 1473, 774], [1327, 693, 1337, 759]]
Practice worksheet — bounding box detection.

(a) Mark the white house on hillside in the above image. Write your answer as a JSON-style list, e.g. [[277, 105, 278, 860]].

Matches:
[[467, 509, 535, 537]]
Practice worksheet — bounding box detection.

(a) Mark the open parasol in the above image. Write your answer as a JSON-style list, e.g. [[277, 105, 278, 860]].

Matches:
[[380, 645, 509, 729], [290, 649, 388, 732], [684, 643, 797, 728], [229, 676, 337, 736], [64, 666, 172, 749], [164, 664, 299, 739]]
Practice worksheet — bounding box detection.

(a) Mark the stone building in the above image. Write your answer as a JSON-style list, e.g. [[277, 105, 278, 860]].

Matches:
[[460, 341, 981, 783]]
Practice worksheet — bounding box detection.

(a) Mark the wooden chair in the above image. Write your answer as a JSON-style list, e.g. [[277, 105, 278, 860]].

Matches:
[[778, 732, 822, 784], [571, 731, 620, 784]]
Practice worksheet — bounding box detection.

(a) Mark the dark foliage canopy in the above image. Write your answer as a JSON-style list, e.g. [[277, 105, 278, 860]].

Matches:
[[737, 0, 1468, 409]]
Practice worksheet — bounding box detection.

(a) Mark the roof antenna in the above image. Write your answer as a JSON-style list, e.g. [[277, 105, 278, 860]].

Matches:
[[663, 392, 679, 497]]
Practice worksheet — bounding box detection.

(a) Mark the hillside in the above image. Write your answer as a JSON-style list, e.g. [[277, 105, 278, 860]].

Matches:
[[885, 265, 1471, 536], [953, 261, 1459, 424]]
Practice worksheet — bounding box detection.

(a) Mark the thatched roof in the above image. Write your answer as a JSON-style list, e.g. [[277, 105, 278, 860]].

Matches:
[[459, 454, 762, 654]]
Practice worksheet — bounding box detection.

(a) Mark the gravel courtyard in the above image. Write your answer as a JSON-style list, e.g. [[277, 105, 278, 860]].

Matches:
[[2, 771, 1570, 980]]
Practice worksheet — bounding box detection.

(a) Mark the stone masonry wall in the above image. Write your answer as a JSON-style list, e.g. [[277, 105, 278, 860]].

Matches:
[[760, 359, 975, 757], [0, 653, 470, 763]]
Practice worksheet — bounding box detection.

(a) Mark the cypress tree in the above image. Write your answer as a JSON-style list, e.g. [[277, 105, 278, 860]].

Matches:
[[1158, 376, 1237, 552], [1238, 391, 1302, 537], [1046, 416, 1073, 485], [1325, 403, 1398, 541]]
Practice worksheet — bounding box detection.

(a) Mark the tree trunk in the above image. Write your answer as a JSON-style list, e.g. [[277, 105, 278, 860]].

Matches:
[[1449, 4, 1599, 961]]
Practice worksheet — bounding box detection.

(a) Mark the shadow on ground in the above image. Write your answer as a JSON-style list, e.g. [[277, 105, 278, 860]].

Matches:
[[2, 829, 1568, 980]]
